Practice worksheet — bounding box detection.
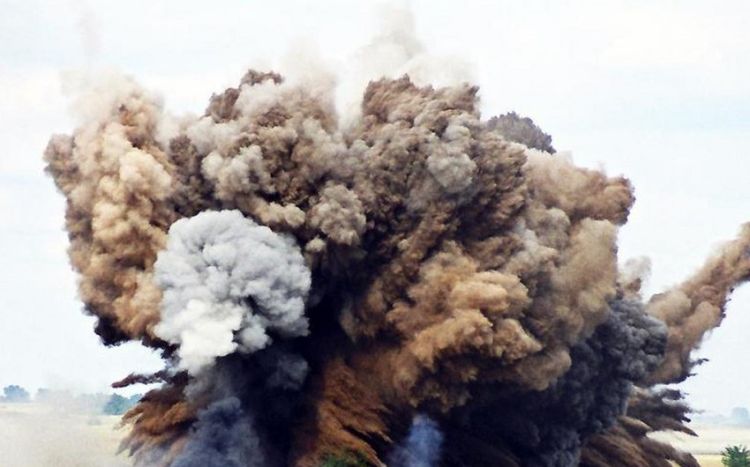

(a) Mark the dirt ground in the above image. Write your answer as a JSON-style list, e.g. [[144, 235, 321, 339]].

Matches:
[[694, 454, 723, 466], [0, 402, 128, 467], [2, 403, 748, 466], [653, 423, 750, 466], [653, 424, 750, 455]]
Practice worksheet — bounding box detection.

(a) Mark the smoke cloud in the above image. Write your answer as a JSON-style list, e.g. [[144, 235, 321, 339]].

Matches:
[[647, 224, 750, 384], [43, 17, 750, 467], [154, 209, 311, 374], [170, 397, 266, 467], [389, 415, 444, 467]]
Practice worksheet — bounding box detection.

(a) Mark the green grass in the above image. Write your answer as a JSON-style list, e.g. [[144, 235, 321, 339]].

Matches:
[[320, 452, 371, 467]]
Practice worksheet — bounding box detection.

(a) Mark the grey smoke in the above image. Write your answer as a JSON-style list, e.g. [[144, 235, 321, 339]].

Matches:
[[389, 415, 444, 467], [487, 111, 555, 153], [261, 350, 309, 391], [154, 209, 311, 374], [170, 397, 267, 467], [174, 349, 310, 467], [450, 298, 667, 467]]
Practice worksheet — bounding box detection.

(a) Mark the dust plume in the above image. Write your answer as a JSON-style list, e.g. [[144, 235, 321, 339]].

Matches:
[[647, 225, 750, 384], [44, 14, 750, 467]]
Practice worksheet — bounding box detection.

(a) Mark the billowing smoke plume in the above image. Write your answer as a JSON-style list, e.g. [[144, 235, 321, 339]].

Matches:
[[439, 298, 667, 466], [44, 48, 750, 467], [154, 209, 310, 374], [646, 224, 750, 384]]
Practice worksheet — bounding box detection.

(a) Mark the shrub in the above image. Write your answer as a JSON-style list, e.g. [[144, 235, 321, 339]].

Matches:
[[722, 445, 750, 467]]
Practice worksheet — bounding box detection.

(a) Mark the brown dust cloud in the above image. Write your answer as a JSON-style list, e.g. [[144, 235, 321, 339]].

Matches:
[[44, 29, 750, 467]]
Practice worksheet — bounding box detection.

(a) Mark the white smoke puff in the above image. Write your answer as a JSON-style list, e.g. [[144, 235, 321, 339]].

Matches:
[[61, 69, 160, 125], [619, 256, 652, 294], [185, 116, 245, 155], [335, 5, 474, 125], [234, 79, 287, 118], [154, 210, 311, 374]]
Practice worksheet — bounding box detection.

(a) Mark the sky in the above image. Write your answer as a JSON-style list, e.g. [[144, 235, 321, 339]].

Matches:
[[1, 0, 749, 413]]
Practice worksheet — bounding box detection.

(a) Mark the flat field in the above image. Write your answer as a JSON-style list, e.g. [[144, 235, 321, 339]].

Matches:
[[0, 403, 128, 467], [695, 454, 722, 466], [653, 424, 750, 466], [2, 403, 748, 466]]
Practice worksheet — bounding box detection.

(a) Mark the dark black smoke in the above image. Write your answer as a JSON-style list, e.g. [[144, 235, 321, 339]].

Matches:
[[444, 298, 667, 467], [162, 347, 310, 467], [171, 397, 266, 467], [487, 111, 556, 153]]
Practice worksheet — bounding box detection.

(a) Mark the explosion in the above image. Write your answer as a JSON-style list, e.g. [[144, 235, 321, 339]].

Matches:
[[44, 55, 750, 466]]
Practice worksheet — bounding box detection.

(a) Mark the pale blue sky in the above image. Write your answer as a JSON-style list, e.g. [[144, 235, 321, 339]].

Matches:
[[1, 0, 749, 413]]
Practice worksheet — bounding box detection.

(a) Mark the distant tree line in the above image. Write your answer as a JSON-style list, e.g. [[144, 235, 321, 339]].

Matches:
[[1, 385, 30, 402], [1, 384, 140, 415], [102, 393, 142, 415]]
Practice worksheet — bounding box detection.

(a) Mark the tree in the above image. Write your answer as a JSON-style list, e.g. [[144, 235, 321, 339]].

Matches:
[[102, 394, 128, 415], [2, 385, 30, 403], [722, 445, 750, 467], [102, 393, 142, 415]]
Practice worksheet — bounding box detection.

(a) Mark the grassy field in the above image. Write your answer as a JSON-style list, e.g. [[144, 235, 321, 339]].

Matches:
[[0, 402, 128, 467]]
